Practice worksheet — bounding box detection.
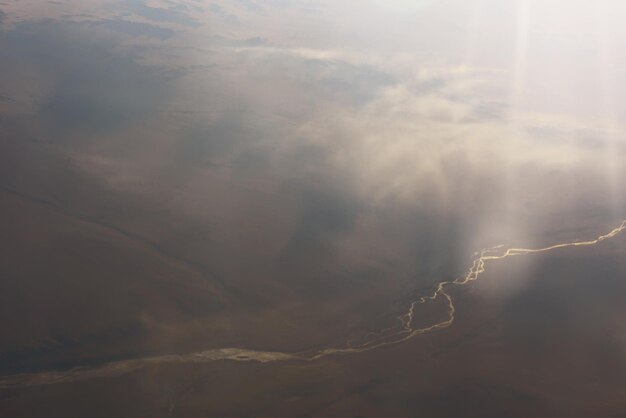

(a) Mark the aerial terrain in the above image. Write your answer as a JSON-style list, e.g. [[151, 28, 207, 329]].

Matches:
[[1, 1, 626, 417]]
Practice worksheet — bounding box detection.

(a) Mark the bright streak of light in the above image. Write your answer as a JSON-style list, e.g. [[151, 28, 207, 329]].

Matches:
[[594, 3, 623, 216]]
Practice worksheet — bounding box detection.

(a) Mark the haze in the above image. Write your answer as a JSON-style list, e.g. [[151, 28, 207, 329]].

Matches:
[[1, 1, 626, 417]]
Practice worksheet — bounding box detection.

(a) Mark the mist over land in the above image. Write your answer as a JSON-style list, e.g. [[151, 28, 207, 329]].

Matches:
[[1, 1, 626, 416]]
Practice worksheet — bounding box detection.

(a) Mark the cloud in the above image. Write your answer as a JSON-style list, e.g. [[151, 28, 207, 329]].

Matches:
[[4, 0, 624, 307]]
